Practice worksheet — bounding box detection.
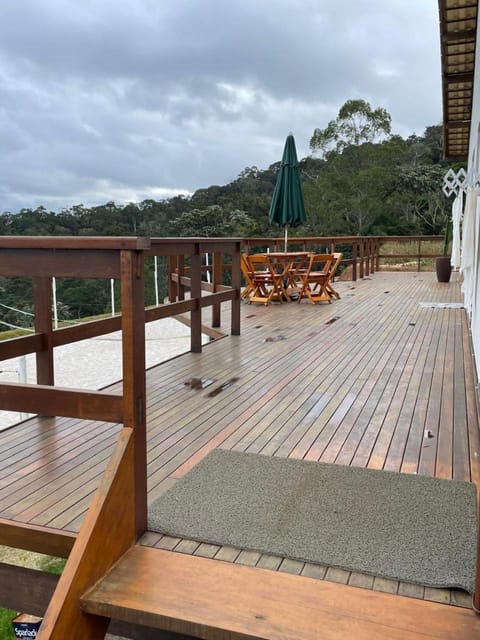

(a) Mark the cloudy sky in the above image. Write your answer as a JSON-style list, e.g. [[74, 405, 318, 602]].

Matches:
[[0, 0, 442, 213]]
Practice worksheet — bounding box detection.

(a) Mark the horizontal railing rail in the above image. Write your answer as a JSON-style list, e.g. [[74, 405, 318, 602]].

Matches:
[[239, 235, 445, 281], [0, 235, 446, 368], [0, 237, 242, 389]]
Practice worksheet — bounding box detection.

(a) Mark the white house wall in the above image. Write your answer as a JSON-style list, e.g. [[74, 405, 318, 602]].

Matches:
[[466, 17, 480, 380]]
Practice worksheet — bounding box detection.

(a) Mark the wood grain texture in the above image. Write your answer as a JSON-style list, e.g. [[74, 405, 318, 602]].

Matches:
[[38, 428, 136, 640], [0, 249, 121, 278], [0, 383, 123, 423], [82, 546, 480, 640], [120, 249, 148, 536], [0, 519, 75, 556], [0, 236, 151, 250], [0, 563, 58, 615]]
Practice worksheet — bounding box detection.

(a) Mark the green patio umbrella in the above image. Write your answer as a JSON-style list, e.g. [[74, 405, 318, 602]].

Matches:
[[268, 133, 307, 251]]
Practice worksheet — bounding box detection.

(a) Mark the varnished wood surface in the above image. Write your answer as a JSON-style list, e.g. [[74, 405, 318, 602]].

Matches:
[[39, 428, 137, 639], [82, 545, 480, 640], [0, 272, 479, 602], [0, 383, 123, 423], [0, 236, 151, 249]]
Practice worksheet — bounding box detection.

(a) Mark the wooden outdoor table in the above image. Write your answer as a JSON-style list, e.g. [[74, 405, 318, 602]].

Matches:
[[264, 252, 311, 298]]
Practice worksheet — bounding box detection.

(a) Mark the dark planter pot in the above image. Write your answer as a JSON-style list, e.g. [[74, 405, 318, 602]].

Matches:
[[435, 256, 452, 283]]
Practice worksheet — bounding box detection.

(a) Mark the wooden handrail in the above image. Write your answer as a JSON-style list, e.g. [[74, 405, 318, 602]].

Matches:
[[0, 237, 242, 374], [240, 235, 445, 281], [0, 235, 444, 373]]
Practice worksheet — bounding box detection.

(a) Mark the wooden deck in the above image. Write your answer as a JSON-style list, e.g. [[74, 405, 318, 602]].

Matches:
[[1, 270, 479, 614]]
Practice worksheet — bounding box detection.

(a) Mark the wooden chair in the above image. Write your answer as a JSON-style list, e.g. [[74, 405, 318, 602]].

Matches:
[[240, 253, 255, 300], [297, 253, 335, 304], [246, 254, 289, 305], [285, 253, 311, 295], [320, 251, 343, 299]]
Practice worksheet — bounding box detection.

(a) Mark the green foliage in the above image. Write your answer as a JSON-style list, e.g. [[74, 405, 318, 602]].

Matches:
[[0, 609, 16, 639], [310, 99, 392, 157], [395, 164, 448, 234], [0, 100, 463, 319], [167, 205, 257, 237], [41, 555, 67, 575]]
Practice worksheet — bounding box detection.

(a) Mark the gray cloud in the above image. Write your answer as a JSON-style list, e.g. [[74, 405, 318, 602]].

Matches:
[[0, 0, 442, 212]]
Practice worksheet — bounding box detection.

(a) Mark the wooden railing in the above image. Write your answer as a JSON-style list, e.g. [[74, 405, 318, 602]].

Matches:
[[239, 235, 444, 281], [0, 237, 241, 375], [0, 236, 242, 638]]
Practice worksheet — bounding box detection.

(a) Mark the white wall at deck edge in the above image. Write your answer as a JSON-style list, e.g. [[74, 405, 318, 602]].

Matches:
[[465, 8, 480, 380]]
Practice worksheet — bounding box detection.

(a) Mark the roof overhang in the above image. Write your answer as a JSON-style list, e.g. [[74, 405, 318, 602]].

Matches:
[[439, 0, 478, 160]]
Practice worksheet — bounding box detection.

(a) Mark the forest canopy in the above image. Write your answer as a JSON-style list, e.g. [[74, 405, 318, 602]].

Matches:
[[1, 102, 457, 240]]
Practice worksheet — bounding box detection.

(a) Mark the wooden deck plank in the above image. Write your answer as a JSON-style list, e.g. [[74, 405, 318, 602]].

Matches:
[[364, 291, 435, 470], [464, 340, 480, 487], [400, 306, 446, 476], [435, 306, 456, 479], [236, 281, 413, 461], [0, 271, 478, 620], [0, 425, 118, 513], [333, 281, 433, 468], [418, 308, 449, 477], [81, 546, 480, 640], [368, 304, 436, 472]]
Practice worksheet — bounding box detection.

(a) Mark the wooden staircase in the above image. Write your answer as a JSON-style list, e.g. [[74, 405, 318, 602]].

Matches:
[[79, 545, 480, 640]]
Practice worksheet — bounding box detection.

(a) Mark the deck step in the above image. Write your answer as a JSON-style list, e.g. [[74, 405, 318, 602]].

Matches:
[[81, 546, 480, 640]]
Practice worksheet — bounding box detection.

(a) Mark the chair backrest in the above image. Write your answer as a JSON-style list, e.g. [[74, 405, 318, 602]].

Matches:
[[329, 252, 343, 279], [305, 253, 334, 275], [245, 254, 274, 275], [241, 253, 253, 281]]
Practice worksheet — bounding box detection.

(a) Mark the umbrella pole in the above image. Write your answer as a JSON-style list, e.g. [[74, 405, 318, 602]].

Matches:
[[284, 224, 288, 253]]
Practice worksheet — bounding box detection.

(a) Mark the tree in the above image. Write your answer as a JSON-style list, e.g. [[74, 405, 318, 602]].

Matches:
[[406, 125, 444, 166], [310, 99, 392, 157], [307, 102, 401, 234], [166, 205, 256, 238], [395, 164, 450, 234]]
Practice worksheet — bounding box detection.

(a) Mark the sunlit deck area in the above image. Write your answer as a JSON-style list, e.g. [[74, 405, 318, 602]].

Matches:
[[1, 241, 480, 638]]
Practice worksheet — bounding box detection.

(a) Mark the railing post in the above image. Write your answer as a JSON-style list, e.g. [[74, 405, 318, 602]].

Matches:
[[365, 239, 370, 277], [33, 276, 54, 387], [120, 249, 147, 537], [168, 255, 177, 303], [231, 243, 241, 336], [190, 246, 202, 353], [376, 238, 380, 272], [212, 252, 222, 328], [352, 241, 358, 282], [178, 255, 185, 301], [418, 238, 422, 272], [359, 239, 365, 279]]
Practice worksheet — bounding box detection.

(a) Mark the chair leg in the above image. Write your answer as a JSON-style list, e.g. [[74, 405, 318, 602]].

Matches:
[[326, 283, 340, 299]]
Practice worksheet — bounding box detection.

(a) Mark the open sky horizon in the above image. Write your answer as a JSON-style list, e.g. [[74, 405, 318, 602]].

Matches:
[[0, 1, 442, 213]]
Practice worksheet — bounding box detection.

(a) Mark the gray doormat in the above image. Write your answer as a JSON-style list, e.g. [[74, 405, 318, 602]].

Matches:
[[149, 449, 477, 592]]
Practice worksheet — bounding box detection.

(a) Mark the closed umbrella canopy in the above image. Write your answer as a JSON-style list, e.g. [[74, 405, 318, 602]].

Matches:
[[268, 134, 307, 250]]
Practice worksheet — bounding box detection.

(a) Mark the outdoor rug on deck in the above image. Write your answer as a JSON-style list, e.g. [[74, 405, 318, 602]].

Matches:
[[148, 449, 478, 593]]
